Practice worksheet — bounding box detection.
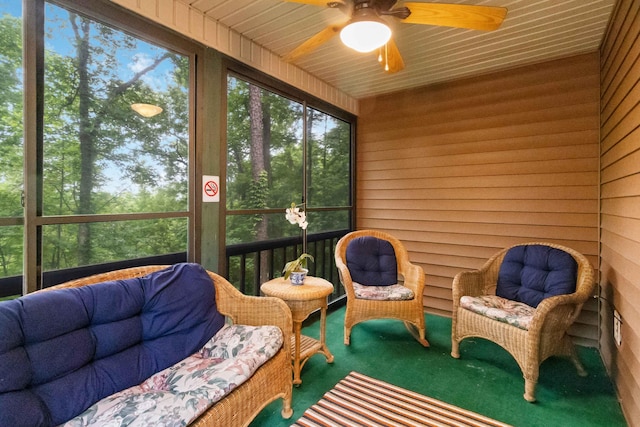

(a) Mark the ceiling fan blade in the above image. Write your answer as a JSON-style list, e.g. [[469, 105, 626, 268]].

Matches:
[[402, 3, 507, 31], [283, 24, 346, 62], [379, 37, 405, 73], [281, 0, 345, 7]]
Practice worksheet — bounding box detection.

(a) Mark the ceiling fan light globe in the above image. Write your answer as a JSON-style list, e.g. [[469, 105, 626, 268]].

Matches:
[[340, 20, 392, 53]]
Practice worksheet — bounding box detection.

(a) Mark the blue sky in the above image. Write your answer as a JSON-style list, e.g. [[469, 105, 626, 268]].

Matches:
[[1, 1, 189, 196], [0, 1, 20, 19], [1, 1, 177, 91]]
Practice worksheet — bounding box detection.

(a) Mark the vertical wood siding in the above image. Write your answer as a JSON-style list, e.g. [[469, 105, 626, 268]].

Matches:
[[357, 53, 601, 346], [600, 0, 640, 424]]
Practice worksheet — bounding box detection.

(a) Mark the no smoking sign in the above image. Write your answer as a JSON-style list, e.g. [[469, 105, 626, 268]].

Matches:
[[202, 175, 220, 202]]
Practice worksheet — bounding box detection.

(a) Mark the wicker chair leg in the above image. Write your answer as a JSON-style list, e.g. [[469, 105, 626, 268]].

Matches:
[[524, 378, 537, 402], [281, 399, 293, 418], [404, 321, 429, 347], [451, 339, 460, 358], [344, 324, 351, 345], [450, 312, 459, 358], [569, 346, 588, 377], [451, 329, 460, 358]]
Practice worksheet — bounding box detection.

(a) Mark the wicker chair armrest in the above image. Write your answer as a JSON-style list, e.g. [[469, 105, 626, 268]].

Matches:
[[528, 257, 596, 334], [207, 272, 293, 356], [452, 249, 507, 303], [401, 262, 425, 294], [537, 292, 584, 311], [334, 256, 356, 298], [528, 292, 589, 333], [334, 250, 348, 272], [451, 270, 488, 301]]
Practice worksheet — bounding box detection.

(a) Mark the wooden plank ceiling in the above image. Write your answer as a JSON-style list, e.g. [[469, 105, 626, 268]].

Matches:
[[186, 0, 616, 99]]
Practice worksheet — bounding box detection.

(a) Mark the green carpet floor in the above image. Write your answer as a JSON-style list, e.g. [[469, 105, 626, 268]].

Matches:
[[250, 306, 627, 427]]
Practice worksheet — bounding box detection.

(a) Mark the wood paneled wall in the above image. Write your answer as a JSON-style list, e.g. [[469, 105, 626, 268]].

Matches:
[[356, 53, 601, 346], [599, 0, 640, 424]]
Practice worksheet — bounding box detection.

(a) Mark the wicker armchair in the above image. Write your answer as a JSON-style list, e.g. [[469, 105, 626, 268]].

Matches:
[[45, 265, 293, 427], [335, 230, 429, 347], [450, 242, 595, 402]]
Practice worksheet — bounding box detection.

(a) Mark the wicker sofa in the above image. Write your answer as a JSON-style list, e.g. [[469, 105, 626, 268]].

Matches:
[[0, 263, 293, 426]]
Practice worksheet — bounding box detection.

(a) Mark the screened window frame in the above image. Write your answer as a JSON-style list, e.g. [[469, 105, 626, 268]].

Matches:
[[20, 0, 206, 293], [222, 60, 357, 247], [5, 0, 355, 295]]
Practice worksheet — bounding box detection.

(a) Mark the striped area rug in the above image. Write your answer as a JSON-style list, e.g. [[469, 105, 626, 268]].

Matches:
[[291, 371, 513, 427]]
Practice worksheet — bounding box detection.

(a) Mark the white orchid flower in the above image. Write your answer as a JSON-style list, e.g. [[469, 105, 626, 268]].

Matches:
[[285, 207, 299, 225], [285, 202, 308, 229], [283, 202, 312, 279]]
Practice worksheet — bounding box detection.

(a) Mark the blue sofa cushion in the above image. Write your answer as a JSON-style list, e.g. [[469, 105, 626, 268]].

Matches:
[[0, 263, 225, 427], [496, 245, 578, 308], [346, 236, 398, 286]]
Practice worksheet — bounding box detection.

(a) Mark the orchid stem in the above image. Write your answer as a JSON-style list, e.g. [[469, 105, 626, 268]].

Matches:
[[303, 228, 307, 256]]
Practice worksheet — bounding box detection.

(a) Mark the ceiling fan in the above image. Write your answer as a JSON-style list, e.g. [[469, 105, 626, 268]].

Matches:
[[281, 0, 507, 73]]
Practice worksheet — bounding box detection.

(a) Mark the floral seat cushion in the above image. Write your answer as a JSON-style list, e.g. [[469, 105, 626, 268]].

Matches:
[[460, 295, 535, 330], [62, 324, 283, 427], [352, 282, 414, 301]]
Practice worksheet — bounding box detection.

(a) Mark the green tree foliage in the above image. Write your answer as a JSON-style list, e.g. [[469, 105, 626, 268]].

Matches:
[[1, 4, 352, 284], [226, 77, 306, 244], [39, 7, 190, 269], [226, 76, 351, 245], [0, 14, 24, 277], [0, 6, 191, 277], [306, 108, 351, 232]]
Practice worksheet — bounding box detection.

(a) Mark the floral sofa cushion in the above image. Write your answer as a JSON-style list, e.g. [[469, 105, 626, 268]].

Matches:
[[62, 324, 283, 427], [460, 295, 535, 330], [352, 282, 414, 301]]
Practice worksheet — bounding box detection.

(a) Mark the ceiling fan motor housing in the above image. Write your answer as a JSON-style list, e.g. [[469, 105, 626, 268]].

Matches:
[[282, 0, 506, 73]]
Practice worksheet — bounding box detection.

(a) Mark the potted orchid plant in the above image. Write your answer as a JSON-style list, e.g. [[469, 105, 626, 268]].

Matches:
[[283, 202, 314, 284]]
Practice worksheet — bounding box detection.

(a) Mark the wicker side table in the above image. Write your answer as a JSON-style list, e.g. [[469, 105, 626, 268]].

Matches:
[[261, 276, 334, 385]]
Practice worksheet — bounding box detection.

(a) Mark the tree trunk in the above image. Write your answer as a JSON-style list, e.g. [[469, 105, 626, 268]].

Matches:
[[75, 17, 94, 266], [249, 85, 270, 282], [68, 14, 170, 267], [306, 110, 314, 202], [262, 98, 271, 180]]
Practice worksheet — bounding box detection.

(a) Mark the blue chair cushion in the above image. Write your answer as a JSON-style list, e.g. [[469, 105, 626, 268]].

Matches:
[[496, 245, 578, 308], [346, 236, 398, 286], [0, 263, 225, 427]]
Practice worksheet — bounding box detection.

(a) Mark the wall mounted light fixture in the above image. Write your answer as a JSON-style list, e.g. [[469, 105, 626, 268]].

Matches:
[[131, 103, 163, 118]]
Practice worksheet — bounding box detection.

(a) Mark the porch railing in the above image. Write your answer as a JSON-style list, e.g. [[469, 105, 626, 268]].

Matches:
[[0, 252, 188, 299], [0, 230, 350, 304], [226, 229, 349, 305]]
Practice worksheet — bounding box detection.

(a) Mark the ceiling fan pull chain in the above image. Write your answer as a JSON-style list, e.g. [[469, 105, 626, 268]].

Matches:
[[378, 47, 383, 63], [384, 43, 389, 71]]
